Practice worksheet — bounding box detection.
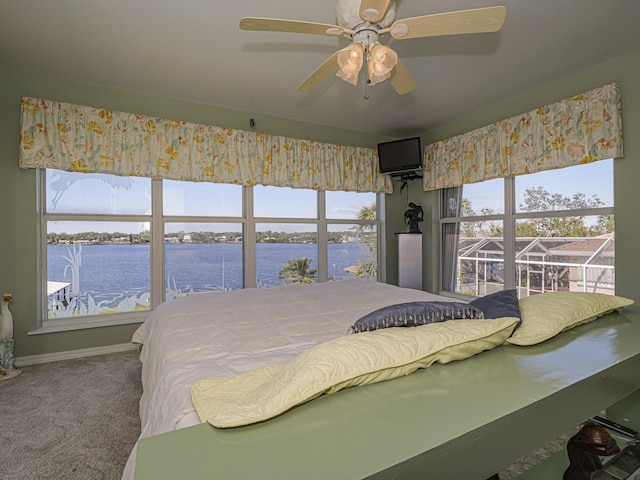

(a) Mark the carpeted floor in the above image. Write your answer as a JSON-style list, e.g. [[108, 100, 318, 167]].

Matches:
[[0, 349, 573, 480], [0, 350, 142, 480]]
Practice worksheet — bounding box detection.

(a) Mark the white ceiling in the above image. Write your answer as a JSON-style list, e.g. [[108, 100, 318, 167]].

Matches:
[[1, 0, 640, 138]]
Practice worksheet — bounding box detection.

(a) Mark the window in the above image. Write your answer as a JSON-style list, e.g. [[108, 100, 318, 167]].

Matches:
[[164, 222, 243, 296], [163, 180, 244, 297], [256, 222, 318, 286], [326, 191, 378, 282], [253, 187, 378, 287], [440, 160, 614, 298], [44, 170, 152, 322], [40, 170, 382, 329]]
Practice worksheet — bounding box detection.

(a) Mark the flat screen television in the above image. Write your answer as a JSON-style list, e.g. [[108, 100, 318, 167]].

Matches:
[[377, 136, 422, 175]]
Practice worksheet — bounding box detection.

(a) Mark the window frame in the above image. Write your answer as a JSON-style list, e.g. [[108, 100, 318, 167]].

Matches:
[[439, 171, 614, 298], [34, 170, 383, 333]]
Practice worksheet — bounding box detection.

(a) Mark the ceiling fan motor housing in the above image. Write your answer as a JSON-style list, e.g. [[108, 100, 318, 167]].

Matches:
[[351, 25, 383, 48], [336, 0, 396, 29]]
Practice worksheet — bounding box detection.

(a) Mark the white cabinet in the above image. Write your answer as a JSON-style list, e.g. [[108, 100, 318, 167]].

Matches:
[[397, 233, 422, 290]]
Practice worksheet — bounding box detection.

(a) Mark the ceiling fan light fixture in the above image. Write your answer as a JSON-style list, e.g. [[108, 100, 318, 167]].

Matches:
[[241, 3, 507, 95], [369, 43, 398, 76], [336, 43, 364, 86], [337, 43, 364, 73], [337, 69, 360, 86], [367, 61, 392, 86]]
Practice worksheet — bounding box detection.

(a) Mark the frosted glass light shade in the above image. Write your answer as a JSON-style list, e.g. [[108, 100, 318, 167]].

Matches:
[[367, 60, 392, 86], [369, 44, 398, 75], [337, 43, 364, 86]]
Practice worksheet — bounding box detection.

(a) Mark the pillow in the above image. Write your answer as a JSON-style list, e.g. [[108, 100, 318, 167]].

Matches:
[[350, 301, 485, 333], [192, 317, 520, 428], [506, 291, 634, 346], [469, 289, 522, 328]]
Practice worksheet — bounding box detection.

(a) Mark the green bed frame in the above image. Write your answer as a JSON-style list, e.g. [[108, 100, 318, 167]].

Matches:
[[134, 307, 640, 480]]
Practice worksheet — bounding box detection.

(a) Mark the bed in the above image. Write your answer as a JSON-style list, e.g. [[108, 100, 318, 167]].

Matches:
[[123, 280, 640, 480]]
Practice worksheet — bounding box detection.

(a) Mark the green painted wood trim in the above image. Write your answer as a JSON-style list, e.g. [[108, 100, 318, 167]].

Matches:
[[134, 307, 640, 480]]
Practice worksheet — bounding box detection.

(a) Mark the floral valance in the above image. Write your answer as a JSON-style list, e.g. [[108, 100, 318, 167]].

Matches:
[[423, 83, 623, 191], [19, 97, 392, 194]]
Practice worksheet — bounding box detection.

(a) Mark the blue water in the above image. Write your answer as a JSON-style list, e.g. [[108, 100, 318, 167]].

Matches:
[[47, 242, 370, 309]]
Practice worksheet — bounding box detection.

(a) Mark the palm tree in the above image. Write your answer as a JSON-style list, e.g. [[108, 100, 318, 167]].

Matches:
[[353, 203, 377, 278], [358, 203, 376, 223], [279, 257, 317, 285]]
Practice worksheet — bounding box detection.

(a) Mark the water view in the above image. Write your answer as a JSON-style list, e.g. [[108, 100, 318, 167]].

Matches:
[[47, 242, 371, 319]]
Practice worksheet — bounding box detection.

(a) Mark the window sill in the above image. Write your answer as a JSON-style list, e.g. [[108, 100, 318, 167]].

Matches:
[[437, 290, 479, 301], [28, 312, 147, 335]]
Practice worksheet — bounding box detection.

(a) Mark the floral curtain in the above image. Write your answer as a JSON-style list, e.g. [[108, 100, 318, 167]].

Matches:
[[423, 83, 623, 191], [19, 97, 392, 194]]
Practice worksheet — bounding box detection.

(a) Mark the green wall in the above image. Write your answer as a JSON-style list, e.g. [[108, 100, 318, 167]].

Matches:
[[0, 66, 385, 357], [5, 47, 640, 358], [385, 48, 640, 301]]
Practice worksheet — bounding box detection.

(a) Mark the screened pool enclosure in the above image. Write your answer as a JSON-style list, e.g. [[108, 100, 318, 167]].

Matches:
[[455, 235, 614, 298]]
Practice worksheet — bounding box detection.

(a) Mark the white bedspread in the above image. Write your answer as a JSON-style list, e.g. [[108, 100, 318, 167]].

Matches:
[[122, 280, 452, 480]]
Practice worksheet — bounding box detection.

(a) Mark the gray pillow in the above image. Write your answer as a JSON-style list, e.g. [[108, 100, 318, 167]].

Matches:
[[351, 301, 485, 333], [469, 289, 522, 329]]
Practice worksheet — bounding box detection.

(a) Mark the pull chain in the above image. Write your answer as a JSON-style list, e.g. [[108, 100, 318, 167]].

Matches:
[[363, 34, 371, 99]]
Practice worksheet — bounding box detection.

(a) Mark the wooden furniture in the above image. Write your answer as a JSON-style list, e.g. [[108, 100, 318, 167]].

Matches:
[[134, 307, 640, 480]]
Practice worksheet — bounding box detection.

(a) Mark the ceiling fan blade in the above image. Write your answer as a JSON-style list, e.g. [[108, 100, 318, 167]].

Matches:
[[296, 52, 340, 93], [389, 59, 417, 95], [390, 6, 506, 40], [240, 17, 344, 36], [359, 0, 391, 23]]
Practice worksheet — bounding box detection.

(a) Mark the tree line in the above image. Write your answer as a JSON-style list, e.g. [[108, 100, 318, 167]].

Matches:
[[460, 186, 613, 238], [47, 230, 363, 245]]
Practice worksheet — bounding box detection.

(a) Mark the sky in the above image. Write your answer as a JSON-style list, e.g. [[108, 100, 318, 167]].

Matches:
[[46, 159, 613, 235], [46, 170, 376, 234], [461, 159, 613, 213]]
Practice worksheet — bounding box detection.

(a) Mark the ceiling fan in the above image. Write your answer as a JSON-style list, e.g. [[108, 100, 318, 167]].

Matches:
[[239, 0, 506, 95]]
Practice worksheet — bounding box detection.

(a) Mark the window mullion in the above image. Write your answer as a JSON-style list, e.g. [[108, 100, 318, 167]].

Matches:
[[377, 193, 386, 282], [503, 177, 516, 290], [44, 213, 152, 223], [512, 206, 614, 220], [243, 186, 256, 288], [150, 179, 164, 308], [37, 169, 47, 329], [317, 191, 328, 283]]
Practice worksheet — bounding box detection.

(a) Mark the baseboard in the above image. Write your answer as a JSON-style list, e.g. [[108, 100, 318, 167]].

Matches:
[[15, 343, 139, 366]]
